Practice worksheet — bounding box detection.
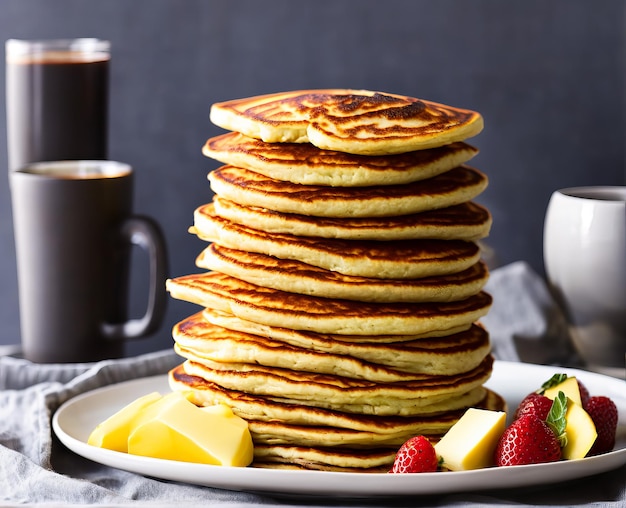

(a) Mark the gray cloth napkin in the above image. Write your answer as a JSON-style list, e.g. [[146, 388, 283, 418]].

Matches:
[[0, 262, 624, 507], [481, 261, 578, 366]]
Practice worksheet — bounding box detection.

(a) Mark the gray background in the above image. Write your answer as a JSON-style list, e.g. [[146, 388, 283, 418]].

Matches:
[[0, 0, 624, 356]]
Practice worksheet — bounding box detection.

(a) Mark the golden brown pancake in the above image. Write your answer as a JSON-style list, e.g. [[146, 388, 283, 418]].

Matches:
[[209, 89, 483, 155], [201, 309, 489, 371], [251, 445, 397, 472], [202, 132, 478, 186], [248, 421, 419, 447], [169, 365, 501, 431], [170, 367, 502, 438], [179, 356, 493, 416], [208, 165, 488, 218], [202, 307, 471, 344], [196, 244, 489, 303], [173, 324, 425, 384], [245, 387, 505, 448], [172, 312, 491, 378], [191, 205, 482, 278], [211, 197, 492, 241], [166, 271, 493, 336]]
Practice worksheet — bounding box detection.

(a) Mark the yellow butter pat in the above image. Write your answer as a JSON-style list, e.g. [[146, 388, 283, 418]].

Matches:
[[127, 391, 253, 467], [435, 408, 506, 471], [562, 400, 597, 460], [544, 377, 583, 406], [544, 376, 582, 407], [87, 391, 162, 452]]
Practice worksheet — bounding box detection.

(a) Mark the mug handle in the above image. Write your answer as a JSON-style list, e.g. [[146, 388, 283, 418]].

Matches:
[[101, 216, 168, 340]]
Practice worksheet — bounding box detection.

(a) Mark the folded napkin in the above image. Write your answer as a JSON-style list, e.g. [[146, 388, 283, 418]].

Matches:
[[481, 261, 579, 366], [0, 262, 623, 507]]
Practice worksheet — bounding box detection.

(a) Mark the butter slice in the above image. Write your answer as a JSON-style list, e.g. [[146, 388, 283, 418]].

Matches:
[[87, 391, 162, 452], [544, 376, 582, 407], [435, 408, 506, 471], [562, 401, 597, 460], [127, 392, 253, 467]]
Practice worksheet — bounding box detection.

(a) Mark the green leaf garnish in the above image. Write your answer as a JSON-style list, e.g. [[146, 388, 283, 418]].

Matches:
[[538, 373, 568, 394], [546, 391, 568, 448]]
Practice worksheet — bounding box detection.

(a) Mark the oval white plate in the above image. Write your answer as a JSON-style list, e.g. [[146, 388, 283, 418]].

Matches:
[[52, 361, 626, 497]]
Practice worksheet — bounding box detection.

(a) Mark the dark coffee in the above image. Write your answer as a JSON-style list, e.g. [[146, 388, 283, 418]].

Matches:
[[6, 51, 109, 172]]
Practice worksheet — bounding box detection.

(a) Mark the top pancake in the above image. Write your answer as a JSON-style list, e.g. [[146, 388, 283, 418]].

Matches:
[[203, 132, 478, 186], [209, 90, 484, 155]]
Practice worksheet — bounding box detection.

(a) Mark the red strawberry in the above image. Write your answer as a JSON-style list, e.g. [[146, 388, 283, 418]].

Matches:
[[390, 435, 438, 473], [495, 415, 562, 466], [584, 396, 618, 456], [513, 393, 554, 421]]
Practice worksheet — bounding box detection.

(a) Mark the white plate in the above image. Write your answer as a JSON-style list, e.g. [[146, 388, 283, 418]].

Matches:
[[52, 361, 626, 497]]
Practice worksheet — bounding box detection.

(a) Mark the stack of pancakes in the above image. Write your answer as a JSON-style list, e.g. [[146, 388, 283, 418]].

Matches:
[[166, 90, 504, 472]]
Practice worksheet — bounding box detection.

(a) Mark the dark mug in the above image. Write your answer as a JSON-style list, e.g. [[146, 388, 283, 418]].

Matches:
[[10, 160, 168, 363]]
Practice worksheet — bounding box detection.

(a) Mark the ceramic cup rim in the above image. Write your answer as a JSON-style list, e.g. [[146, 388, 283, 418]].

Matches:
[[557, 185, 626, 202], [14, 160, 131, 180]]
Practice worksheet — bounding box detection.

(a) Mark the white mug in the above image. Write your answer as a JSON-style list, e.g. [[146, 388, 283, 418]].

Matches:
[[543, 186, 626, 376]]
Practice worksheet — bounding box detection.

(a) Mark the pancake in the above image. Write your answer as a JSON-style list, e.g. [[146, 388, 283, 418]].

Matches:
[[173, 319, 428, 383], [212, 196, 492, 241], [172, 312, 491, 378], [202, 309, 489, 373], [248, 421, 419, 447], [246, 387, 505, 448], [252, 445, 396, 472], [166, 271, 493, 336], [202, 132, 478, 186], [196, 244, 489, 303], [209, 89, 483, 155], [170, 366, 504, 430], [208, 165, 488, 218], [203, 307, 473, 344], [191, 205, 482, 278], [179, 356, 493, 416]]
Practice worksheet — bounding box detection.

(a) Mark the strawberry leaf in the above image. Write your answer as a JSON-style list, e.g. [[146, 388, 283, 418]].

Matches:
[[538, 373, 568, 394], [546, 391, 568, 448]]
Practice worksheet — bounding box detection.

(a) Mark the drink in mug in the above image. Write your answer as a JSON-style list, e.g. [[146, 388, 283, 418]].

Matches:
[[10, 160, 168, 363], [5, 38, 109, 172]]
